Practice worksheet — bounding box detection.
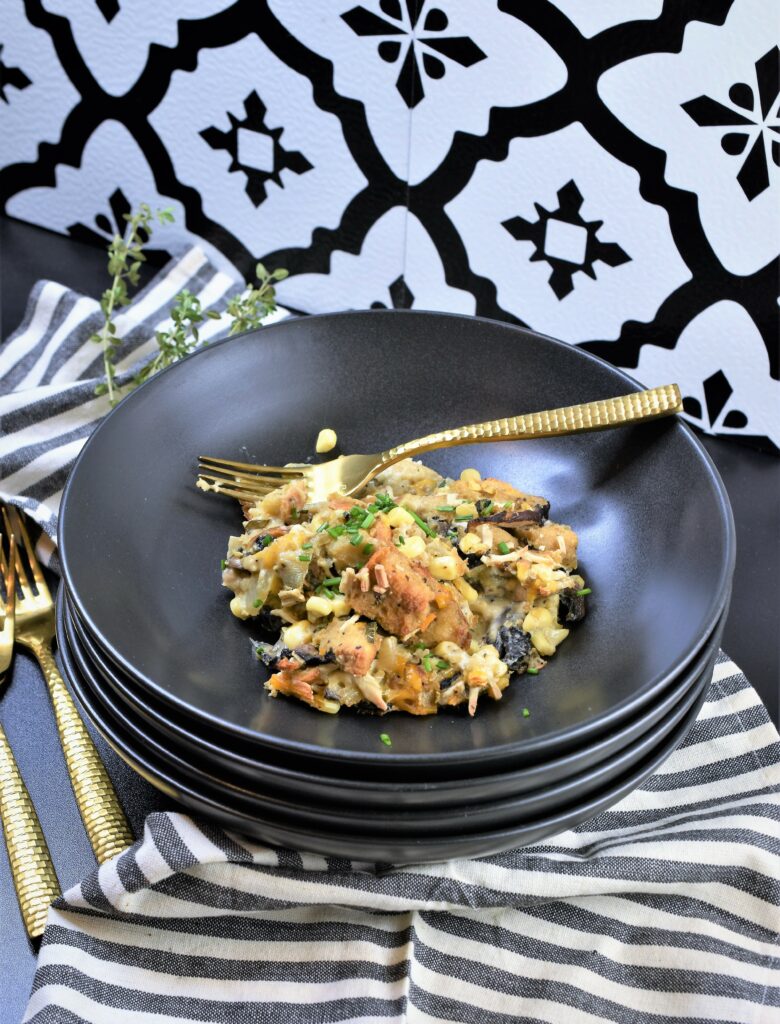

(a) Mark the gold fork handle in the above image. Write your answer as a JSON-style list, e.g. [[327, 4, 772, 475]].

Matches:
[[382, 384, 682, 465], [28, 638, 134, 863], [0, 722, 61, 938]]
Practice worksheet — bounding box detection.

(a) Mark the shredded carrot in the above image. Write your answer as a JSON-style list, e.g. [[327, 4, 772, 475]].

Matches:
[[419, 611, 437, 631]]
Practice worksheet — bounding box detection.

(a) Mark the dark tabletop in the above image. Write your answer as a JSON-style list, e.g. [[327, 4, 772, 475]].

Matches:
[[0, 214, 778, 1024]]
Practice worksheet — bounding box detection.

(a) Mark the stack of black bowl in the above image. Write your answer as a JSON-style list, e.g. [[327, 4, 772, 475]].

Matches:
[[56, 312, 735, 864]]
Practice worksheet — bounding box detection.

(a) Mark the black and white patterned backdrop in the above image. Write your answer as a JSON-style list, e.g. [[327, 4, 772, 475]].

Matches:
[[1, 0, 778, 450]]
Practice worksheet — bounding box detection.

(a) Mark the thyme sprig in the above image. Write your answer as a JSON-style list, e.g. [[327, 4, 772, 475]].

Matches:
[[133, 289, 221, 388], [91, 204, 174, 404], [91, 204, 288, 402], [226, 262, 289, 335]]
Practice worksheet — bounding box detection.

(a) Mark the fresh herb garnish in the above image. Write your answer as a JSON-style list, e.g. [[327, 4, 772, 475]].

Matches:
[[374, 493, 396, 511], [576, 587, 592, 596], [436, 659, 449, 670], [91, 203, 174, 405], [298, 554, 311, 562], [497, 541, 510, 555], [454, 514, 473, 522], [396, 535, 406, 546], [302, 542, 312, 550], [436, 505, 456, 513], [503, 501, 513, 509], [379, 733, 392, 747], [422, 656, 434, 672], [362, 542, 374, 555], [403, 506, 435, 537], [526, 667, 539, 676], [522, 707, 531, 717], [321, 576, 342, 588], [361, 511, 375, 529], [220, 559, 227, 569], [327, 525, 345, 539], [253, 599, 262, 607]]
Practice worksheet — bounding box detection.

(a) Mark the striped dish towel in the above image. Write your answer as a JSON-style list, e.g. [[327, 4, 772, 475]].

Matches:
[[2, 251, 778, 1022], [23, 655, 780, 1023], [0, 246, 288, 552]]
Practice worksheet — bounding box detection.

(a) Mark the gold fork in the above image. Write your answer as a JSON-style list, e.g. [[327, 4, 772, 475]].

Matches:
[[3, 505, 133, 863], [198, 383, 682, 504], [0, 527, 61, 938]]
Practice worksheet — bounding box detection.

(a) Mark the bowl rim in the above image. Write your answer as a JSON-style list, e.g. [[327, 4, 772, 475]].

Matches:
[[59, 309, 736, 766]]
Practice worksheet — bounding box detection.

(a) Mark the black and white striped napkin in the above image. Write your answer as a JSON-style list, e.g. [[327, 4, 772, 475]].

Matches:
[[2, 251, 778, 1023]]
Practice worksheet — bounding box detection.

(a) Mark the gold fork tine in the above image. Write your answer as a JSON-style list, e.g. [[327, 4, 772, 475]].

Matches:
[[197, 469, 285, 491], [196, 478, 275, 503], [198, 455, 309, 478], [2, 534, 15, 629], [7, 506, 48, 596]]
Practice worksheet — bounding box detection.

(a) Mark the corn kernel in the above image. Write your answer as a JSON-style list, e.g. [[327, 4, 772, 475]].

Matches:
[[330, 595, 351, 617], [454, 577, 479, 603], [459, 532, 486, 555], [403, 535, 426, 559], [460, 468, 481, 482], [386, 506, 415, 528], [284, 619, 314, 647], [455, 502, 477, 518], [315, 428, 337, 453], [306, 595, 333, 619], [523, 607, 553, 633], [430, 555, 459, 580]]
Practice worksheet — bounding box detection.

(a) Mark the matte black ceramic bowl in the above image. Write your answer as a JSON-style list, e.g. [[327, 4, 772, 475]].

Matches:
[[59, 587, 720, 836], [63, 583, 729, 810], [56, 601, 711, 863], [59, 311, 734, 777]]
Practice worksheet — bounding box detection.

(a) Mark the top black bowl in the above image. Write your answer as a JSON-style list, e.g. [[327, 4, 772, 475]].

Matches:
[[59, 311, 734, 774]]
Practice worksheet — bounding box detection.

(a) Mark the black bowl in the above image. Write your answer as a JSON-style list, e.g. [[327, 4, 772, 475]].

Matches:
[[59, 311, 734, 775], [63, 583, 729, 810], [56, 598, 712, 863], [60, 588, 720, 836], [60, 585, 721, 835]]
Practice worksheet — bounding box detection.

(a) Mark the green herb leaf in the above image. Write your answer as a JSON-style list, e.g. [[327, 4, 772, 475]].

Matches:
[[526, 667, 539, 676], [575, 587, 592, 596], [379, 733, 392, 747], [403, 506, 435, 537], [497, 541, 510, 555], [522, 707, 531, 717], [298, 554, 311, 562], [436, 505, 456, 512]]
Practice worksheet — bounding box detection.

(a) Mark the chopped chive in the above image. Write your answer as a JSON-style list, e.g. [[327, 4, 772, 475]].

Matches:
[[355, 562, 364, 570], [436, 659, 449, 670], [302, 542, 313, 550], [316, 522, 328, 533], [374, 493, 396, 511], [497, 541, 510, 555], [322, 576, 341, 588], [503, 501, 513, 509], [327, 525, 345, 540], [526, 667, 539, 676], [298, 554, 311, 562], [349, 506, 364, 519], [396, 535, 406, 546], [253, 599, 262, 607], [348, 532, 361, 546], [522, 707, 531, 717], [437, 480, 447, 488], [576, 587, 592, 596], [403, 506, 436, 537], [422, 656, 433, 672], [379, 732, 392, 747], [220, 559, 227, 569], [361, 511, 375, 529], [436, 505, 456, 512], [362, 542, 374, 555], [290, 506, 299, 520], [482, 500, 494, 515], [414, 641, 428, 650], [368, 503, 378, 513], [454, 514, 473, 522]]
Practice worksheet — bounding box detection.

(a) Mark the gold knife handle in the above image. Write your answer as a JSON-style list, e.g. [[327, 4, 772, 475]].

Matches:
[[0, 722, 61, 938], [383, 384, 683, 464], [31, 639, 134, 863]]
